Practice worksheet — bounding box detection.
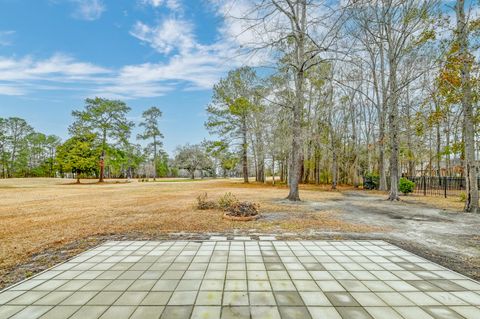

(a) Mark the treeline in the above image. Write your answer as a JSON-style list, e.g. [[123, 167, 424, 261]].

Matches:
[[205, 0, 480, 211], [0, 100, 174, 181], [0, 98, 243, 181], [0, 117, 61, 178], [0, 99, 246, 181]]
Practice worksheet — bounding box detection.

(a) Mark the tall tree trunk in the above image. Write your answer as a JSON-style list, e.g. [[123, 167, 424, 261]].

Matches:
[[332, 147, 338, 190], [287, 97, 303, 200], [378, 43, 388, 191], [406, 90, 415, 177], [272, 155, 275, 185], [153, 136, 157, 181], [387, 49, 400, 200], [252, 139, 259, 181], [351, 102, 359, 188], [280, 160, 284, 182], [446, 116, 451, 176], [258, 160, 265, 183], [285, 156, 289, 183], [303, 141, 312, 183], [457, 0, 478, 213], [242, 119, 249, 183], [286, 1, 306, 201], [257, 126, 266, 183], [436, 121, 441, 177], [99, 130, 107, 183], [99, 150, 105, 183]]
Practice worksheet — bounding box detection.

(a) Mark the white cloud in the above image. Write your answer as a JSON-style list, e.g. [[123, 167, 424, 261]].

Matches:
[[141, 0, 182, 11], [0, 30, 15, 46], [0, 54, 112, 96], [0, 1, 272, 98], [124, 2, 269, 94], [209, 0, 281, 49], [93, 83, 173, 100], [114, 54, 228, 89], [130, 18, 195, 54], [0, 53, 180, 99], [0, 54, 110, 82], [72, 0, 105, 21]]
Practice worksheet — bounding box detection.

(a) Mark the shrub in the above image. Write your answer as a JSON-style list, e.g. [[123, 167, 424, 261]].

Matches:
[[225, 202, 260, 217], [363, 173, 380, 190], [218, 192, 239, 210], [399, 177, 415, 195], [196, 192, 217, 210], [459, 192, 467, 202]]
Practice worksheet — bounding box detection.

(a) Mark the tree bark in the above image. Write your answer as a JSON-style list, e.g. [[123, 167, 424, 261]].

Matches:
[[99, 129, 106, 183], [272, 155, 275, 185], [332, 147, 338, 190], [456, 0, 478, 213], [387, 40, 400, 201], [378, 39, 388, 191], [286, 0, 306, 201], [287, 95, 303, 200], [351, 102, 359, 188], [242, 116, 249, 183], [153, 136, 157, 181]]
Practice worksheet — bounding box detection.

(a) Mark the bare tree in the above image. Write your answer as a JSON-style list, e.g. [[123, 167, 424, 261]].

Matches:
[[348, 0, 439, 200], [229, 0, 347, 200], [456, 0, 478, 212]]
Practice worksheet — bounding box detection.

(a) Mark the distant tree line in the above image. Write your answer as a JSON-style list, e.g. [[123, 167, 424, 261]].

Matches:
[[0, 97, 244, 182], [0, 117, 61, 178], [0, 100, 168, 181], [0, 99, 237, 181]]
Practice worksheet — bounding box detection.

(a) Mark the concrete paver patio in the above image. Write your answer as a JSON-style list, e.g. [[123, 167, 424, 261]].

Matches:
[[0, 240, 480, 319]]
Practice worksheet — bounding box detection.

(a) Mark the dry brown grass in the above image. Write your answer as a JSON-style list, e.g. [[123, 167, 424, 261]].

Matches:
[[401, 194, 465, 211], [361, 188, 466, 212], [0, 178, 377, 283]]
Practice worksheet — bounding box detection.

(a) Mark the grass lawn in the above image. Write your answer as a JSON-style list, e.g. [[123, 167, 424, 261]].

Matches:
[[0, 177, 474, 289], [0, 178, 371, 287]]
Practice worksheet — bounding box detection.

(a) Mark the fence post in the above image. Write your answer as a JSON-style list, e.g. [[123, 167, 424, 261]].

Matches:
[[444, 176, 447, 198]]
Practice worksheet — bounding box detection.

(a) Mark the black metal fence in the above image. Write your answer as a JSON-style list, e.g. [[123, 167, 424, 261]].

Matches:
[[404, 176, 467, 198], [363, 175, 476, 198]]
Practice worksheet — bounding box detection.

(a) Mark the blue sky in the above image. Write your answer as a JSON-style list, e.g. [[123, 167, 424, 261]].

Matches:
[[2, 1, 474, 155], [0, 0, 254, 154]]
